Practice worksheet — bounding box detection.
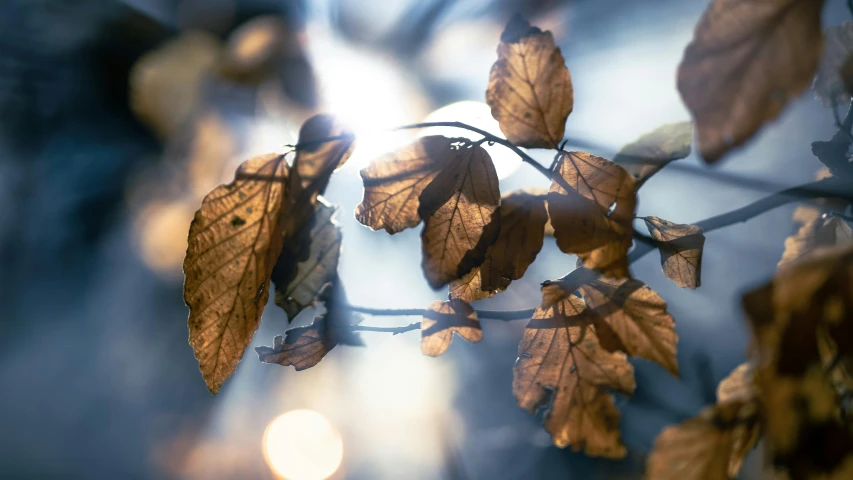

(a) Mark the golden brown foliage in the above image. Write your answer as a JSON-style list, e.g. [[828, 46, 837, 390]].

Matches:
[[486, 14, 573, 149], [355, 136, 457, 234], [614, 122, 694, 184], [293, 114, 355, 196], [744, 244, 853, 478], [514, 296, 635, 457], [779, 206, 853, 270], [643, 216, 706, 289], [421, 299, 482, 356], [184, 153, 289, 394], [548, 152, 637, 278], [677, 0, 824, 162], [451, 189, 548, 302], [418, 144, 501, 288]]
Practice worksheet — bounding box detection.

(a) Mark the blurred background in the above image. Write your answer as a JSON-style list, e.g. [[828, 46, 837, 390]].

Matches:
[[0, 0, 851, 478]]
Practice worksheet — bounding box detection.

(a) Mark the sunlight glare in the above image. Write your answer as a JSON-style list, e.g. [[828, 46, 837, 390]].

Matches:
[[262, 410, 344, 480], [420, 101, 521, 180]]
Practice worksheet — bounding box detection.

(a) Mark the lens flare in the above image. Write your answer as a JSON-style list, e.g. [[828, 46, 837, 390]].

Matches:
[[262, 410, 343, 480]]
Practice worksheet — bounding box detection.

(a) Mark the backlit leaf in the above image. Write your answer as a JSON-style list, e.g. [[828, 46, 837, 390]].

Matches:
[[256, 280, 363, 370], [293, 114, 355, 196], [421, 299, 482, 356], [614, 122, 693, 185], [778, 209, 853, 270], [419, 143, 501, 288], [450, 189, 548, 302], [514, 296, 635, 457], [548, 152, 637, 278], [643, 216, 706, 289], [271, 199, 342, 322], [184, 153, 289, 394], [355, 136, 458, 234], [677, 0, 824, 162], [716, 362, 756, 405], [486, 14, 573, 149]]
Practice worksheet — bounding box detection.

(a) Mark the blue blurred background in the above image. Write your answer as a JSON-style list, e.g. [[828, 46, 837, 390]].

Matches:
[[0, 0, 850, 478]]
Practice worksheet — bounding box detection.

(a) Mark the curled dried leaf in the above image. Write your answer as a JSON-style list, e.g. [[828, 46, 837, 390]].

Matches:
[[450, 190, 548, 302], [677, 0, 824, 162], [548, 152, 637, 278], [419, 144, 501, 288], [184, 153, 289, 394], [514, 296, 636, 457], [256, 280, 363, 370], [646, 401, 760, 480], [778, 210, 853, 270], [643, 216, 706, 289], [421, 299, 482, 356], [614, 122, 694, 184], [271, 200, 342, 322], [486, 14, 573, 149], [355, 136, 457, 234], [717, 362, 756, 405]]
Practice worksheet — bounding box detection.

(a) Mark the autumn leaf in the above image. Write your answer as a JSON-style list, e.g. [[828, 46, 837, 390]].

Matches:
[[643, 216, 706, 289], [184, 153, 289, 394], [355, 136, 458, 234], [451, 189, 548, 302], [419, 143, 501, 288], [547, 273, 679, 376], [548, 151, 637, 278], [293, 114, 355, 197], [256, 280, 363, 370], [716, 362, 756, 405], [743, 244, 853, 477], [677, 0, 824, 162], [814, 22, 853, 106], [778, 208, 853, 270], [271, 199, 342, 322], [486, 14, 573, 149], [613, 122, 693, 185], [421, 299, 482, 356], [514, 296, 635, 457], [646, 401, 760, 480]]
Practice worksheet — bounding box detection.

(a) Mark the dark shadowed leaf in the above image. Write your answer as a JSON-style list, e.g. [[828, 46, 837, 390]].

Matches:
[[514, 296, 635, 457], [419, 143, 501, 288], [451, 189, 548, 302], [486, 15, 573, 149], [614, 122, 693, 185], [293, 114, 355, 196], [643, 216, 705, 289], [421, 299, 482, 356], [814, 22, 853, 106], [677, 0, 824, 162], [256, 280, 363, 370], [355, 136, 458, 234], [271, 199, 342, 321], [544, 272, 679, 376], [184, 153, 289, 394], [548, 152, 637, 278]]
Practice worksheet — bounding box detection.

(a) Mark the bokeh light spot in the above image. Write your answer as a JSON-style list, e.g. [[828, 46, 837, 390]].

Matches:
[[262, 410, 344, 480]]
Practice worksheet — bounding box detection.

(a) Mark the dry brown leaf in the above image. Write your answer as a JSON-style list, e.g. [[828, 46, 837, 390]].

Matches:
[[514, 297, 636, 457], [814, 22, 853, 106], [743, 244, 853, 477], [184, 153, 289, 394], [614, 122, 694, 184], [548, 152, 637, 278], [450, 190, 548, 302], [677, 0, 824, 162], [486, 14, 573, 149], [646, 401, 761, 480], [778, 212, 853, 270], [256, 280, 363, 370], [293, 114, 355, 196], [568, 274, 679, 376], [419, 143, 501, 288], [717, 362, 756, 405], [643, 216, 706, 289], [355, 136, 458, 234], [271, 200, 342, 322], [421, 299, 482, 356]]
